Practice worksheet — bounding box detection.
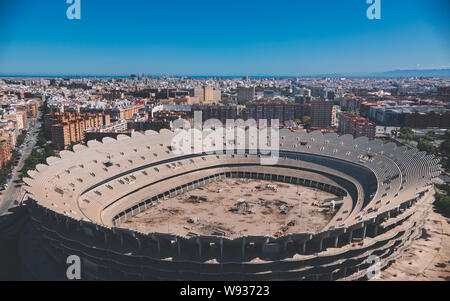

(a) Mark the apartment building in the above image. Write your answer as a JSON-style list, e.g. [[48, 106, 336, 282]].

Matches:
[[310, 100, 336, 128], [84, 121, 132, 142], [48, 112, 110, 148], [0, 138, 11, 167], [4, 111, 28, 130], [106, 105, 143, 121], [339, 112, 376, 140]]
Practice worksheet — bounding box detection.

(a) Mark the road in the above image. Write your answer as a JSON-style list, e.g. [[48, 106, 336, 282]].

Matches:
[[0, 115, 41, 215]]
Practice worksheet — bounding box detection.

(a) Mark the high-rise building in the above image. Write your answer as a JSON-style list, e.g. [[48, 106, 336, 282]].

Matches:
[[310, 100, 335, 128], [237, 87, 255, 103], [190, 87, 220, 104], [213, 89, 221, 103], [245, 103, 311, 125], [203, 86, 215, 104], [191, 88, 204, 102]]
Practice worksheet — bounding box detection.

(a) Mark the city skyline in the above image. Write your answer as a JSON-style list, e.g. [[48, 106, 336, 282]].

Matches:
[[0, 0, 449, 76]]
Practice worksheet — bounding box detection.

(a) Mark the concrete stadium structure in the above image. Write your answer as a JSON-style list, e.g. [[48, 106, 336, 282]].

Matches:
[[23, 129, 441, 280]]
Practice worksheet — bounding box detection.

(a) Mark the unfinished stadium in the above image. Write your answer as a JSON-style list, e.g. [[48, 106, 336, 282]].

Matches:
[[22, 129, 441, 280]]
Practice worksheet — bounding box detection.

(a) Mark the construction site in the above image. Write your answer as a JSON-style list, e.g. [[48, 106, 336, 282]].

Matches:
[[125, 178, 337, 238], [22, 130, 440, 280]]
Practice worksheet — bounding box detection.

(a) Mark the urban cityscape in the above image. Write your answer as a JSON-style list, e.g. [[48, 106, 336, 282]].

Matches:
[[0, 0, 449, 288]]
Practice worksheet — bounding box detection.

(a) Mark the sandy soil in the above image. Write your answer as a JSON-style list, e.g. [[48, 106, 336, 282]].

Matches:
[[376, 208, 450, 281], [124, 178, 337, 238]]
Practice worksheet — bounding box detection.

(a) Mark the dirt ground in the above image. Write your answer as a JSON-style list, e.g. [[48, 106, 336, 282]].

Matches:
[[124, 178, 336, 238], [376, 208, 450, 281]]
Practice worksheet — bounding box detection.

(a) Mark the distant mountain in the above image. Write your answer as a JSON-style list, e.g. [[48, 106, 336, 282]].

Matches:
[[307, 68, 450, 78], [374, 68, 450, 77]]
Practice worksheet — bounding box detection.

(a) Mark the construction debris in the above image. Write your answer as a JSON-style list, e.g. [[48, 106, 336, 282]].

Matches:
[[187, 217, 200, 224], [229, 199, 253, 215], [312, 200, 329, 208], [265, 184, 278, 192], [186, 195, 208, 204], [279, 204, 293, 215], [287, 220, 297, 227]]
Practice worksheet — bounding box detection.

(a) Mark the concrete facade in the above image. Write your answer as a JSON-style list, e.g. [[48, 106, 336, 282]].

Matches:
[[23, 129, 440, 280]]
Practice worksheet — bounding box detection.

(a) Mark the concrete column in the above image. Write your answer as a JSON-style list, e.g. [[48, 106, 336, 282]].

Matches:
[[282, 240, 288, 252], [241, 238, 246, 259], [197, 237, 202, 257], [348, 230, 353, 244], [343, 267, 348, 277], [362, 226, 367, 240], [104, 232, 108, 245], [136, 238, 141, 250], [220, 238, 224, 260], [373, 225, 378, 236], [334, 235, 339, 248], [264, 237, 271, 252], [319, 238, 323, 252], [302, 241, 306, 254]]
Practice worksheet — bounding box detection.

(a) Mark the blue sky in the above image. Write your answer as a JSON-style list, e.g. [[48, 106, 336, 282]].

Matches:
[[0, 0, 449, 76]]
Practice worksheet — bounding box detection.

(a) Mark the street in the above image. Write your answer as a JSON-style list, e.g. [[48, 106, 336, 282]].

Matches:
[[0, 115, 41, 216]]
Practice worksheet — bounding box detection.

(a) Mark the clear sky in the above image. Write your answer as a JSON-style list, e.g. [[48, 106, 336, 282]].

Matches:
[[0, 0, 449, 76]]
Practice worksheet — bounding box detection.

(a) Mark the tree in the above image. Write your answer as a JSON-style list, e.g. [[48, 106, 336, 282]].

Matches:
[[424, 131, 435, 141], [442, 157, 449, 172], [439, 133, 450, 172], [15, 131, 27, 147], [417, 139, 436, 154], [440, 140, 450, 157], [302, 116, 311, 128], [399, 127, 414, 141], [434, 191, 450, 217]]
